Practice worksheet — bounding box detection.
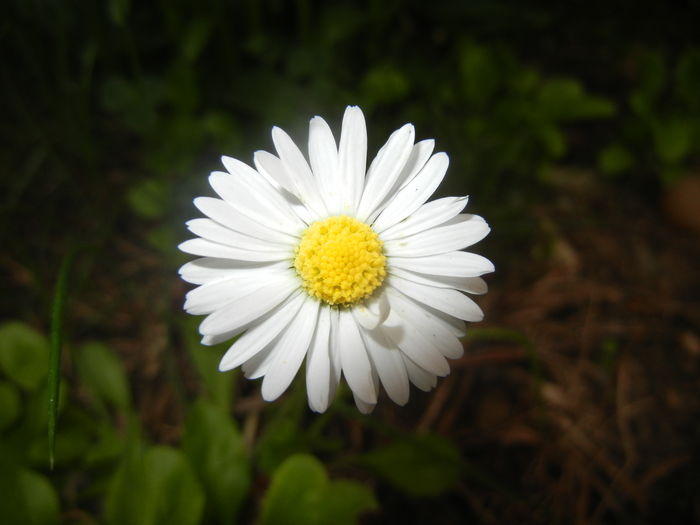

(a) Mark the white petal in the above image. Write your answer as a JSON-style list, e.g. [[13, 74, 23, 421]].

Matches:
[[358, 324, 409, 405], [337, 106, 367, 214], [380, 196, 468, 240], [388, 267, 488, 295], [364, 140, 438, 225], [305, 306, 332, 413], [185, 269, 290, 315], [253, 150, 297, 196], [253, 152, 316, 225], [272, 127, 328, 217], [241, 340, 279, 379], [353, 367, 379, 414], [396, 139, 435, 191], [308, 116, 340, 213], [380, 305, 450, 378], [337, 309, 376, 404], [216, 158, 306, 226], [199, 275, 298, 336], [179, 258, 289, 285], [372, 152, 448, 232], [421, 305, 467, 339], [353, 292, 390, 330], [389, 275, 483, 322], [384, 214, 490, 257], [178, 238, 290, 262], [328, 309, 342, 400], [218, 291, 306, 371], [384, 286, 464, 359], [220, 154, 260, 180], [186, 218, 292, 253], [194, 197, 297, 244], [357, 123, 415, 221], [200, 289, 303, 346], [202, 332, 238, 346], [262, 298, 320, 401], [401, 353, 437, 392], [209, 171, 304, 236], [353, 393, 376, 414], [389, 251, 495, 278]]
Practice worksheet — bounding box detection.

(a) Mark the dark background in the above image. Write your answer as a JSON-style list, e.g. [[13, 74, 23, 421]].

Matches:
[[1, 1, 700, 523]]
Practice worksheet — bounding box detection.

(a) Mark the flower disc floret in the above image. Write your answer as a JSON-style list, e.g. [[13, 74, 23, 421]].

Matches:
[[294, 215, 386, 306]]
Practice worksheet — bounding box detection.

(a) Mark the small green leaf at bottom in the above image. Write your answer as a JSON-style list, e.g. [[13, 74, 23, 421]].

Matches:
[[182, 400, 250, 524], [0, 465, 60, 525], [359, 433, 463, 497], [261, 454, 376, 525], [106, 445, 205, 525], [0, 322, 49, 391]]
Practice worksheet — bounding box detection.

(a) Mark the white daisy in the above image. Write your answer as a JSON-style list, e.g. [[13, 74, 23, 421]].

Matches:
[[179, 106, 494, 414]]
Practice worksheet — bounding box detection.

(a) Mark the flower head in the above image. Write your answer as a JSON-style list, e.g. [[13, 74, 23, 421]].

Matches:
[[179, 106, 494, 413]]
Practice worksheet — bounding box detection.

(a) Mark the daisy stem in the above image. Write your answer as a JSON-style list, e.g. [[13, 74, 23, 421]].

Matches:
[[48, 249, 75, 470]]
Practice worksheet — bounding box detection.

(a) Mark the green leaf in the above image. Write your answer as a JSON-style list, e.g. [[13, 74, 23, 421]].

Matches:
[[0, 321, 49, 390], [201, 111, 242, 151], [629, 50, 666, 118], [598, 144, 634, 175], [83, 421, 129, 466], [108, 0, 131, 26], [510, 67, 540, 94], [182, 400, 250, 524], [28, 421, 93, 468], [653, 117, 692, 164], [322, 480, 378, 525], [20, 379, 69, 440], [0, 380, 21, 430], [261, 454, 326, 525], [181, 18, 213, 63], [361, 65, 409, 108], [0, 465, 60, 525], [538, 78, 615, 120], [127, 178, 169, 219], [74, 342, 130, 410], [106, 445, 205, 525], [261, 454, 376, 525], [459, 42, 501, 105], [48, 251, 73, 469], [537, 123, 566, 158], [359, 434, 463, 496]]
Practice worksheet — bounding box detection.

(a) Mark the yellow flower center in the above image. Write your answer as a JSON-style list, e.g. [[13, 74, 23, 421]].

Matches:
[[294, 215, 386, 306]]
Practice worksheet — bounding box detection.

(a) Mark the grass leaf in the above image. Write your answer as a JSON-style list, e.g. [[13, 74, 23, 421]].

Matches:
[[47, 251, 74, 470]]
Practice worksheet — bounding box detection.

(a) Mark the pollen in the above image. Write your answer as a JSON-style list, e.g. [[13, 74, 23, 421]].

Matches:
[[294, 215, 386, 306]]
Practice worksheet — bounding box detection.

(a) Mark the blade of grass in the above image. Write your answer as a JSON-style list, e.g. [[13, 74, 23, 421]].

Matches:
[[48, 249, 75, 469]]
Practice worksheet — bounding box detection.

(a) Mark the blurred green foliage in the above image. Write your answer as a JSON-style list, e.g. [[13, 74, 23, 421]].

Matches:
[[0, 322, 50, 391], [0, 319, 486, 523], [597, 48, 700, 185]]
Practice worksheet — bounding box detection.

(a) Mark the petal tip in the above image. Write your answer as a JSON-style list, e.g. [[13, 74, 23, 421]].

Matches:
[[218, 359, 233, 372]]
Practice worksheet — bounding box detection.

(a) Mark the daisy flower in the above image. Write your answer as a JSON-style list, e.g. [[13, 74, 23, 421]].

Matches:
[[179, 106, 494, 413]]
